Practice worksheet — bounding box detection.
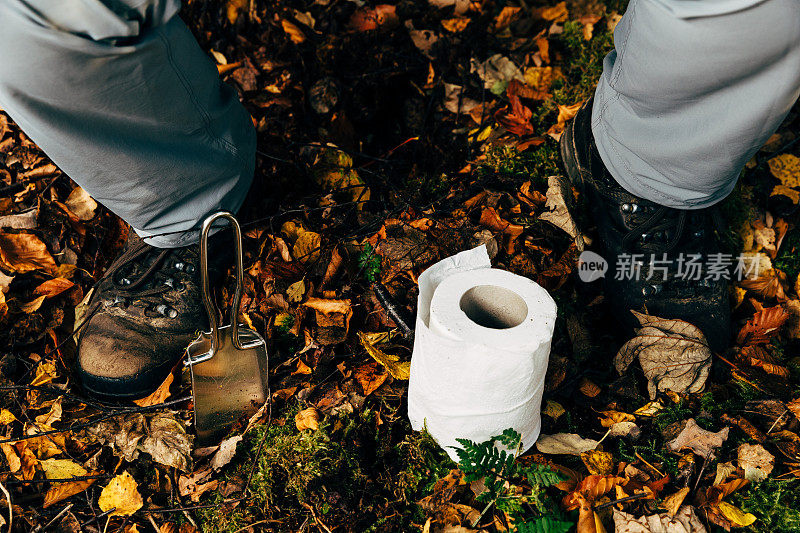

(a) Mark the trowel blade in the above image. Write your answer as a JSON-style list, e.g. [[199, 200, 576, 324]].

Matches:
[[187, 325, 268, 446]]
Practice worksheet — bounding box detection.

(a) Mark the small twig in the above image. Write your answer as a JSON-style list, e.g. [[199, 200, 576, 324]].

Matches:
[[766, 410, 788, 435], [79, 507, 115, 529], [692, 452, 712, 495], [0, 478, 11, 533], [595, 491, 649, 511], [471, 499, 494, 529], [32, 503, 72, 533], [371, 282, 413, 338], [300, 503, 332, 533]]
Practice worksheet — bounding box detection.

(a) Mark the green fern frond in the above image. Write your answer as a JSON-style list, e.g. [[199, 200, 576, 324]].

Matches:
[[514, 516, 573, 533]]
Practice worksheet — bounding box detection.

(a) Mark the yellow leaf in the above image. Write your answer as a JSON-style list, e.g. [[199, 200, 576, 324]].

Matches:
[[286, 279, 306, 303], [43, 475, 99, 508], [99, 471, 143, 517], [292, 230, 321, 264], [40, 458, 87, 480], [598, 410, 636, 427], [31, 360, 57, 386], [718, 501, 757, 527], [634, 400, 664, 417], [543, 400, 565, 420], [303, 297, 351, 315], [523, 66, 562, 92], [441, 18, 470, 32], [281, 19, 306, 44], [768, 153, 800, 188], [661, 487, 690, 517], [295, 408, 320, 431], [19, 295, 46, 314], [581, 450, 614, 475], [358, 331, 410, 380], [0, 409, 16, 425], [771, 184, 799, 204], [540, 1, 568, 21]]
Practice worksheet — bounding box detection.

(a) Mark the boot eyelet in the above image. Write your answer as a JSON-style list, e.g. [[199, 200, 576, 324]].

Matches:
[[621, 203, 632, 213], [185, 264, 196, 274], [155, 304, 178, 318], [119, 277, 131, 286], [693, 230, 704, 238], [174, 261, 185, 271], [640, 233, 650, 242]]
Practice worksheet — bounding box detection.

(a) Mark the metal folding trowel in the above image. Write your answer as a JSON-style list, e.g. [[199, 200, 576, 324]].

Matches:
[[185, 211, 269, 446]]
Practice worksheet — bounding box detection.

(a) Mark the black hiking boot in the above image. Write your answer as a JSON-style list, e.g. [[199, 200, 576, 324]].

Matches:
[[560, 98, 731, 353], [76, 230, 231, 401]]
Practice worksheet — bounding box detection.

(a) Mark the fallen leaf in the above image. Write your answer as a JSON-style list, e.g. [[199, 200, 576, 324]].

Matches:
[[737, 305, 789, 345], [133, 372, 173, 407], [286, 279, 306, 303], [536, 433, 599, 455], [98, 471, 143, 517], [713, 461, 737, 485], [441, 17, 470, 32], [0, 231, 57, 273], [348, 5, 399, 32], [353, 361, 389, 396], [470, 54, 524, 95], [64, 187, 97, 221], [613, 506, 707, 533], [43, 474, 99, 508], [210, 435, 243, 471], [615, 311, 711, 399], [546, 101, 583, 141], [543, 400, 566, 420], [33, 277, 75, 298], [31, 360, 57, 386], [40, 458, 87, 480], [281, 19, 306, 44], [539, 175, 583, 244], [0, 409, 16, 425], [19, 295, 46, 314], [295, 408, 320, 431], [737, 443, 774, 482], [666, 419, 729, 459], [609, 421, 641, 439], [598, 410, 635, 427], [768, 153, 800, 188], [581, 450, 613, 475], [661, 487, 690, 517], [225, 0, 247, 24], [358, 331, 410, 380], [579, 377, 601, 397], [717, 501, 756, 527], [292, 230, 322, 264], [771, 184, 799, 204]]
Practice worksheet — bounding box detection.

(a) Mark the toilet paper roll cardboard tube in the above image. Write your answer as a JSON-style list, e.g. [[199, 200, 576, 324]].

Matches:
[[459, 285, 528, 329]]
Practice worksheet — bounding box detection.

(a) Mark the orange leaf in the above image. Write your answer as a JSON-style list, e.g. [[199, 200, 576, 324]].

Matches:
[[0, 232, 57, 274], [43, 472, 100, 508], [133, 372, 173, 407], [353, 361, 389, 396], [737, 305, 789, 345], [348, 5, 399, 32], [33, 278, 75, 298]]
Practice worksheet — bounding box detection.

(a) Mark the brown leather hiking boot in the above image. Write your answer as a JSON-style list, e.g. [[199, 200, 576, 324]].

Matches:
[[560, 99, 731, 353], [77, 231, 230, 400]]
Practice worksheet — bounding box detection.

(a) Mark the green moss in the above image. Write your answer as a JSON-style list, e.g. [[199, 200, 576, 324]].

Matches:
[[730, 479, 800, 533], [775, 227, 800, 281]]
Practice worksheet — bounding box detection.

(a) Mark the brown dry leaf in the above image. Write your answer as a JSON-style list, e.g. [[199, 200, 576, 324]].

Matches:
[[535, 1, 569, 22], [98, 471, 144, 517], [0, 409, 16, 425], [495, 92, 534, 136], [281, 19, 306, 44], [18, 295, 46, 314], [353, 361, 389, 396], [772, 184, 799, 204], [543, 400, 566, 420], [579, 14, 602, 40], [35, 397, 63, 426], [358, 331, 410, 380], [225, 0, 247, 24], [479, 206, 523, 254], [539, 175, 583, 245], [64, 187, 97, 221], [43, 473, 100, 508], [348, 5, 399, 32], [0, 232, 57, 274], [768, 153, 800, 188], [295, 407, 320, 431], [292, 230, 322, 264], [579, 377, 601, 397], [613, 506, 707, 533], [736, 305, 789, 345], [494, 6, 521, 29], [581, 450, 613, 475], [33, 277, 75, 298], [661, 487, 690, 517], [737, 443, 774, 482], [615, 311, 711, 399], [133, 372, 173, 407], [666, 419, 729, 459], [536, 433, 599, 455]]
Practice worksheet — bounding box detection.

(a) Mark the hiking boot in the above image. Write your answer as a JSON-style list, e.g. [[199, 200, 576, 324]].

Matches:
[[76, 231, 231, 400], [560, 98, 731, 352]]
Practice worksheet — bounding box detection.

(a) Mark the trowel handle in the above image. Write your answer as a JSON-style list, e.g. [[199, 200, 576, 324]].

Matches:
[[200, 211, 245, 354]]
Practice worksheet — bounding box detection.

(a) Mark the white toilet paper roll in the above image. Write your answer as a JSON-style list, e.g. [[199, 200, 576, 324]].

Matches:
[[407, 245, 557, 461]]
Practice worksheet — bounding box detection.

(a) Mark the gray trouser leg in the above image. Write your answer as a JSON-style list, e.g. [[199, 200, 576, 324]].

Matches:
[[0, 0, 256, 247], [592, 0, 800, 209]]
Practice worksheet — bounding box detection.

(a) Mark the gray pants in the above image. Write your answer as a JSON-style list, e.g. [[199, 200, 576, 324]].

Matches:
[[0, 0, 255, 248], [0, 1, 798, 249], [593, 0, 800, 208]]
